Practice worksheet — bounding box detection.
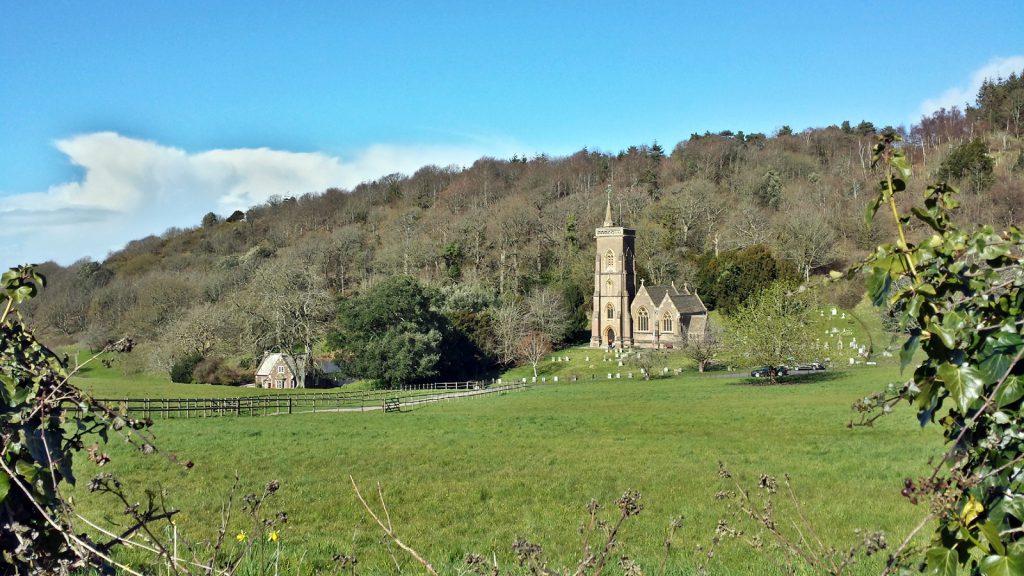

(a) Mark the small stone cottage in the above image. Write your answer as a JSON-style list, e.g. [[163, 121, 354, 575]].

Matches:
[[255, 352, 301, 389]]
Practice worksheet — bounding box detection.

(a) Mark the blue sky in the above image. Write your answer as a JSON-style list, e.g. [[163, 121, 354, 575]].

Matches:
[[1, 2, 1022, 268]]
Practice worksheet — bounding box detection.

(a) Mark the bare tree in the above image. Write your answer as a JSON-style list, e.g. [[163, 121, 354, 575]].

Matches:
[[683, 323, 723, 373], [488, 299, 528, 366], [517, 331, 552, 378], [525, 286, 570, 345], [775, 212, 837, 281], [231, 257, 333, 387]]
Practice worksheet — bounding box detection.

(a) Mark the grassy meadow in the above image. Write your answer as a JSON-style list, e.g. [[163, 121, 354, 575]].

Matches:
[[66, 351, 358, 399], [68, 362, 943, 575]]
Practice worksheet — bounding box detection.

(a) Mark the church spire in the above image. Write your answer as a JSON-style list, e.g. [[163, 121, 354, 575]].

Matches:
[[603, 186, 614, 226]]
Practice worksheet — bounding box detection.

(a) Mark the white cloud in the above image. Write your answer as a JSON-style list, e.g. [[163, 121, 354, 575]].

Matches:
[[918, 55, 1024, 119], [0, 132, 498, 268]]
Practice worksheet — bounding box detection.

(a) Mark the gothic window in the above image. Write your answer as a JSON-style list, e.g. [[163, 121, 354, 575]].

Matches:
[[604, 250, 615, 271], [606, 278, 613, 290], [606, 303, 615, 320], [662, 314, 673, 333], [637, 307, 649, 331]]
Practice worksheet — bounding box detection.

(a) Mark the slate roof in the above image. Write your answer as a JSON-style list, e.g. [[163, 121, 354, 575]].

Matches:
[[642, 285, 670, 306], [669, 293, 707, 315], [638, 284, 707, 315]]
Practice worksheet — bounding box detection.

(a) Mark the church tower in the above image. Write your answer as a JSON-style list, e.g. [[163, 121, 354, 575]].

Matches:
[[591, 191, 636, 348]]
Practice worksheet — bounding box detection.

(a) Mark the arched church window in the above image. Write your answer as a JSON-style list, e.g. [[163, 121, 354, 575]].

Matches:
[[661, 314, 673, 333], [606, 303, 615, 319], [637, 307, 649, 331], [604, 250, 615, 271]]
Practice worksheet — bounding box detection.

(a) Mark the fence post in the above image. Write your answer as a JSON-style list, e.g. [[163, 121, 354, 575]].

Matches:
[[288, 397, 292, 414], [236, 399, 240, 416]]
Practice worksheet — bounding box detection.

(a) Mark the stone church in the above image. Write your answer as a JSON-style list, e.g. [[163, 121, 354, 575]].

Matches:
[[590, 197, 708, 349]]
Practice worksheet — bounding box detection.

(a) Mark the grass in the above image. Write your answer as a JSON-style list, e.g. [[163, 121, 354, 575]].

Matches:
[[67, 364, 942, 575], [66, 350, 356, 399]]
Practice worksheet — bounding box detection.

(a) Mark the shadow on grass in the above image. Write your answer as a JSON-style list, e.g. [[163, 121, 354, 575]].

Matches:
[[732, 370, 847, 387]]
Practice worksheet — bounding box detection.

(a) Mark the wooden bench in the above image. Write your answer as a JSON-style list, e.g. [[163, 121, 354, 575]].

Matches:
[[383, 398, 401, 413]]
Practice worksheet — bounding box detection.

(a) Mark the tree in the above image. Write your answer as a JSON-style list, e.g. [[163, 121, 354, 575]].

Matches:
[[631, 348, 667, 380], [232, 258, 333, 388], [723, 281, 816, 383], [775, 211, 837, 281], [201, 211, 220, 227], [517, 331, 552, 379], [755, 169, 783, 209], [330, 276, 446, 388], [683, 322, 723, 373], [488, 299, 528, 366], [936, 138, 994, 193], [525, 286, 570, 346]]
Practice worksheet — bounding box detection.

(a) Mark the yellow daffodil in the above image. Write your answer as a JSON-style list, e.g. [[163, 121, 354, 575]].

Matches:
[[268, 531, 279, 543], [236, 531, 247, 542]]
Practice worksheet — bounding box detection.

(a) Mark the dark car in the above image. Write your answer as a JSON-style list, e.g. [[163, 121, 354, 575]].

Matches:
[[750, 366, 788, 378], [796, 362, 826, 371]]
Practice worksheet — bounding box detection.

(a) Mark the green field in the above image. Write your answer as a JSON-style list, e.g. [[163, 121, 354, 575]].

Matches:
[[68, 364, 943, 575], [66, 351, 361, 399]]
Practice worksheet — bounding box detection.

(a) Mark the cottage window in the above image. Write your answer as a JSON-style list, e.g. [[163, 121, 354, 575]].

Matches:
[[275, 379, 284, 389], [661, 315, 673, 333], [604, 250, 615, 271], [637, 307, 649, 331], [277, 365, 285, 374], [606, 303, 615, 320]]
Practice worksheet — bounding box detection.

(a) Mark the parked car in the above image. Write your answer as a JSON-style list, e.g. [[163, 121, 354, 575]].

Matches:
[[796, 362, 826, 371], [750, 366, 788, 378]]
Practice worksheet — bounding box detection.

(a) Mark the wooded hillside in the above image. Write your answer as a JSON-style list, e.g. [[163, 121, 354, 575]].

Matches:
[[21, 71, 1024, 385]]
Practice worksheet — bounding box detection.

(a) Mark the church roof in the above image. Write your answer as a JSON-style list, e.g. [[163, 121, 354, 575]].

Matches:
[[668, 293, 707, 315], [643, 285, 670, 305], [639, 284, 708, 315]]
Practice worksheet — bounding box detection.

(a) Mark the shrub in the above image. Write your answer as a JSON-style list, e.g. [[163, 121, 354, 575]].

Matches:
[[192, 356, 251, 386], [170, 352, 202, 383]]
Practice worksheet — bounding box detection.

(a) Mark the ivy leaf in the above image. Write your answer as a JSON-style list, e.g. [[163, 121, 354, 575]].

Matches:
[[0, 472, 8, 505], [926, 546, 959, 576], [913, 205, 944, 232], [865, 194, 883, 227], [937, 363, 984, 413], [995, 376, 1024, 409], [1003, 494, 1024, 521], [928, 317, 957, 350], [891, 152, 913, 180], [916, 380, 939, 427], [979, 332, 1023, 386], [901, 331, 921, 374], [980, 554, 1024, 576], [867, 266, 892, 307], [979, 522, 1006, 556]]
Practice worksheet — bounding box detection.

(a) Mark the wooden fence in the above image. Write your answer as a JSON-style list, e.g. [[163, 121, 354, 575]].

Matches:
[[63, 381, 528, 420]]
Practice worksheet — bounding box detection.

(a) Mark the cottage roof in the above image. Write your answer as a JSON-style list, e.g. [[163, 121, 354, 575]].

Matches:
[[256, 353, 299, 377]]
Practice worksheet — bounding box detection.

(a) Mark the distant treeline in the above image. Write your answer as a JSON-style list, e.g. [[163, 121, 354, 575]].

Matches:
[[20, 70, 1024, 387]]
